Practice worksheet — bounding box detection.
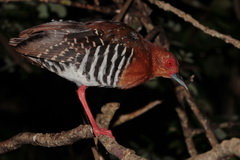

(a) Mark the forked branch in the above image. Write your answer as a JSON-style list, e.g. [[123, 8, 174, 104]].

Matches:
[[0, 103, 146, 160]]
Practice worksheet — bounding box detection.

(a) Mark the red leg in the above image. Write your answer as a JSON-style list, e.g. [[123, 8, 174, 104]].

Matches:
[[77, 85, 114, 139]]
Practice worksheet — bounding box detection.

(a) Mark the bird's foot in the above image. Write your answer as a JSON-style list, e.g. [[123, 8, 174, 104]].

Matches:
[[93, 128, 115, 139]]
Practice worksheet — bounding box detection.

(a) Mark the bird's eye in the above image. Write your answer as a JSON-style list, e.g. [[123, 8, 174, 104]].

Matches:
[[165, 59, 175, 68]]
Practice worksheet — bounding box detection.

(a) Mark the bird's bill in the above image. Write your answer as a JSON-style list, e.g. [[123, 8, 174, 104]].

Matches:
[[171, 73, 188, 90]]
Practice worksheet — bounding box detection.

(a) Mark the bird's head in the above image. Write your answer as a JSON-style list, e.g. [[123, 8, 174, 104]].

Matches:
[[152, 46, 188, 90]]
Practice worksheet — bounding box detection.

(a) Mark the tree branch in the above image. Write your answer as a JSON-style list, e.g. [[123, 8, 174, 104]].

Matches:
[[175, 106, 198, 156], [0, 0, 116, 14], [98, 135, 146, 160], [0, 125, 93, 154], [113, 0, 133, 22], [175, 85, 218, 147], [174, 83, 240, 159], [0, 103, 147, 160], [148, 0, 240, 49], [113, 100, 161, 127], [187, 138, 240, 160]]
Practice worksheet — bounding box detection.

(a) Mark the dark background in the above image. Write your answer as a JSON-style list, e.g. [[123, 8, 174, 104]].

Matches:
[[0, 0, 240, 159]]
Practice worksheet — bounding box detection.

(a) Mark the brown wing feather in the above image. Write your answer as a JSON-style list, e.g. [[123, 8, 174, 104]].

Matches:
[[9, 21, 91, 62], [85, 20, 147, 48]]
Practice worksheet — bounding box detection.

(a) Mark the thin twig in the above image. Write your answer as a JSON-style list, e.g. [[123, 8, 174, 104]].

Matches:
[[148, 0, 240, 49], [175, 86, 218, 147], [135, 0, 169, 49], [113, 0, 133, 22], [0, 0, 115, 14], [113, 100, 162, 127], [176, 107, 198, 156], [191, 121, 240, 137], [186, 95, 218, 147], [144, 26, 162, 41], [144, 26, 170, 50], [91, 146, 103, 160]]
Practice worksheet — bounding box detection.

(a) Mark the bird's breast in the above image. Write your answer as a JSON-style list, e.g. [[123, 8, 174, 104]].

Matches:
[[117, 47, 153, 89]]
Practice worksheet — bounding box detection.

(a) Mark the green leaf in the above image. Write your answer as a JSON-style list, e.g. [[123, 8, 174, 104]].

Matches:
[[49, 4, 67, 18], [61, 0, 72, 6], [215, 128, 228, 140], [37, 4, 49, 19]]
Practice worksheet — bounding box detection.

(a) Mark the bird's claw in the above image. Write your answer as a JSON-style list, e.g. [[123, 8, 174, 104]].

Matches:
[[93, 128, 115, 139]]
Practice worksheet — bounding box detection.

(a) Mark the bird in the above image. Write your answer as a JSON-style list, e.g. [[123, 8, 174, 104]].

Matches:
[[9, 20, 188, 139]]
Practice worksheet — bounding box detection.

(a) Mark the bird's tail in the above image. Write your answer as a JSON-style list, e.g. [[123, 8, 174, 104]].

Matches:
[[9, 37, 24, 47]]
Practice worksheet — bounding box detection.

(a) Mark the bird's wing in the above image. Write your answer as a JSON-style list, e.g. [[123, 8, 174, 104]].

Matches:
[[9, 21, 102, 62]]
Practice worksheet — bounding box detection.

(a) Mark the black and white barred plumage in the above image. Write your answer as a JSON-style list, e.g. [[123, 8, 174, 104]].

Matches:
[[39, 44, 134, 87]]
